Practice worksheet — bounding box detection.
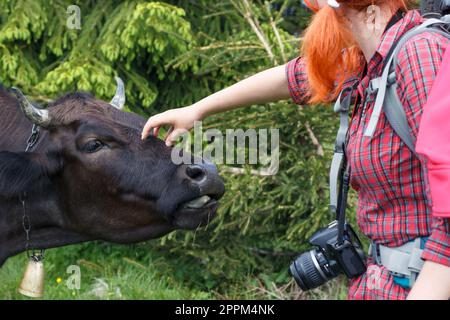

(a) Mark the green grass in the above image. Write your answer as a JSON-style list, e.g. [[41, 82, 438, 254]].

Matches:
[[0, 241, 348, 300], [0, 243, 212, 300]]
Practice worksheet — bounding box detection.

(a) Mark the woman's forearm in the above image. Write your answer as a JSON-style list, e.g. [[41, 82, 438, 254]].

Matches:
[[141, 64, 292, 143], [195, 64, 291, 118], [407, 260, 450, 300]]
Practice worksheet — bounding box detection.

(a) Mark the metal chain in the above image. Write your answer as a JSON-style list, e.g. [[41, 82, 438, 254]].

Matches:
[[22, 124, 45, 261], [25, 124, 40, 152]]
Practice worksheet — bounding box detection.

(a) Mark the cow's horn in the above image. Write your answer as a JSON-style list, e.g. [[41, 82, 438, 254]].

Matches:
[[110, 77, 126, 110], [10, 87, 51, 127]]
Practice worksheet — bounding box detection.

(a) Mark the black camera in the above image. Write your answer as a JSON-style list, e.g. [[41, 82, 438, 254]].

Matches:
[[289, 220, 366, 291]]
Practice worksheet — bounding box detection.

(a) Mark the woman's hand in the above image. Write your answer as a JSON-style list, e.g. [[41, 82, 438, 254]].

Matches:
[[141, 105, 203, 146], [141, 64, 291, 146], [407, 260, 450, 300]]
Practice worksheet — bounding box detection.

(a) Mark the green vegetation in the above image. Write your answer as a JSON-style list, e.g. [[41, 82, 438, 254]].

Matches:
[[0, 242, 349, 300], [0, 0, 362, 299]]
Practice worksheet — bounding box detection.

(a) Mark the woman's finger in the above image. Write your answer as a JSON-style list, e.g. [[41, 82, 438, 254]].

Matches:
[[141, 114, 166, 140], [153, 126, 160, 138], [166, 128, 188, 147], [164, 126, 174, 141], [141, 117, 156, 140]]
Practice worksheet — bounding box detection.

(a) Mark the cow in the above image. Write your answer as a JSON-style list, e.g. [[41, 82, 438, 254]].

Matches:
[[0, 79, 225, 266]]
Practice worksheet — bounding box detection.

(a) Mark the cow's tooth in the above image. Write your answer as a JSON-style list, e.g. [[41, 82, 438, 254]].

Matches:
[[185, 195, 211, 209]]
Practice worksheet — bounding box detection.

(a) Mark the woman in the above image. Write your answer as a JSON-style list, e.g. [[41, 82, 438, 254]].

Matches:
[[141, 0, 450, 300]]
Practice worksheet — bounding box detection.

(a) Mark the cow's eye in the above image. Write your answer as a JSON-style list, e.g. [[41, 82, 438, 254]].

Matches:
[[82, 140, 105, 153]]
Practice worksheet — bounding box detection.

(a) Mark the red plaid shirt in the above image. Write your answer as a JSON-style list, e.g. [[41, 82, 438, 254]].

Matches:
[[286, 10, 450, 300]]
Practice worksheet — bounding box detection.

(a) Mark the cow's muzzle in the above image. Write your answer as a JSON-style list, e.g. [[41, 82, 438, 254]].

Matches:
[[171, 162, 225, 229]]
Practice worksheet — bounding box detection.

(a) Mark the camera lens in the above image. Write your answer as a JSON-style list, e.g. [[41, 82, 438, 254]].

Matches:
[[289, 250, 332, 291]]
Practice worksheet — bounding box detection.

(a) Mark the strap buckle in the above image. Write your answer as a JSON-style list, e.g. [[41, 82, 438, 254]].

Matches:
[[333, 86, 354, 113], [369, 242, 382, 265], [367, 77, 381, 96], [369, 238, 427, 289]]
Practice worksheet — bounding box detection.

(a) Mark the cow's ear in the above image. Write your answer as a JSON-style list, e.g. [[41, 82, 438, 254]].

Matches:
[[0, 151, 58, 198]]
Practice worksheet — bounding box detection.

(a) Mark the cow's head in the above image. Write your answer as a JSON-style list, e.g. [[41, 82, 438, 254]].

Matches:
[[1, 80, 225, 246]]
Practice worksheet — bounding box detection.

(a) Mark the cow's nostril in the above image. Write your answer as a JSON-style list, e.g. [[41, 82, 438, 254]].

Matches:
[[186, 165, 206, 182]]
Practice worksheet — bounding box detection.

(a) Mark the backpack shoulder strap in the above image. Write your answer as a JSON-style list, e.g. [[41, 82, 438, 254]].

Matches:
[[384, 79, 417, 154], [364, 17, 450, 156]]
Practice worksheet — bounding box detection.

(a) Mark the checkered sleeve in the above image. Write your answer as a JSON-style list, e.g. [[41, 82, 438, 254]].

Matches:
[[286, 57, 311, 105], [422, 218, 450, 266]]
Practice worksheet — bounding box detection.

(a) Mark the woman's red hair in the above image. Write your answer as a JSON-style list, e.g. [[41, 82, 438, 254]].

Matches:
[[303, 0, 412, 104]]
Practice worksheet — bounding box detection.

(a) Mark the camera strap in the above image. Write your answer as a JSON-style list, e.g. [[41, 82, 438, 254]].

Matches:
[[328, 11, 405, 242], [330, 83, 358, 244]]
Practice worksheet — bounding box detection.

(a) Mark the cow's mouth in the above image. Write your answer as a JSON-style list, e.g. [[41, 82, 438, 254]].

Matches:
[[173, 195, 219, 230], [183, 195, 215, 209]]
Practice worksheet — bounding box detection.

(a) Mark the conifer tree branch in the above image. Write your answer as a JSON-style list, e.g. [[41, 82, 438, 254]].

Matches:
[[231, 0, 277, 64]]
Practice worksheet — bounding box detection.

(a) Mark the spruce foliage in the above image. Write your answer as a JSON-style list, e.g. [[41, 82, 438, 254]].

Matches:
[[0, 1, 359, 295]]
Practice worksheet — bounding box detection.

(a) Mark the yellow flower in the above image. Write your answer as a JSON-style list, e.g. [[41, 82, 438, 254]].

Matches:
[[56, 277, 62, 284]]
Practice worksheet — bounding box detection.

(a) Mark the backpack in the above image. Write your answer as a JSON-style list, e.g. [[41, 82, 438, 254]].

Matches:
[[421, 0, 450, 18], [364, 14, 450, 155], [329, 12, 450, 214]]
